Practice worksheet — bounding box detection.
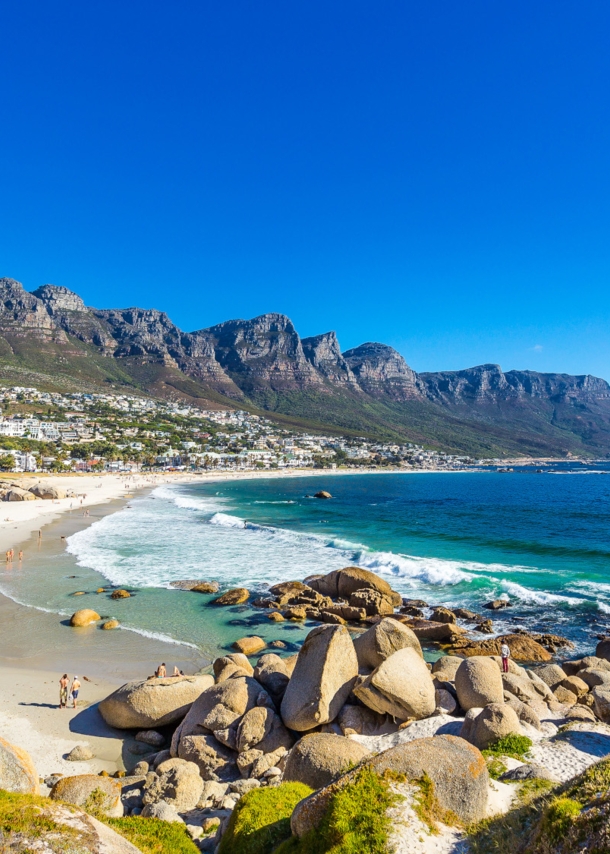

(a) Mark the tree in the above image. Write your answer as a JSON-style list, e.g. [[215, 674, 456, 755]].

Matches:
[[0, 452, 14, 471]]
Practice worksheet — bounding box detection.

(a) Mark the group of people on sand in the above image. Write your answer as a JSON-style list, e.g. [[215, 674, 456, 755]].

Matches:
[[59, 674, 81, 709], [5, 549, 23, 562], [149, 663, 185, 680]]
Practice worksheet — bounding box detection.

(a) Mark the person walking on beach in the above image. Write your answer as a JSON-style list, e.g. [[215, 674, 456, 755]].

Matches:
[[59, 674, 69, 709], [18, 550, 23, 562], [70, 676, 81, 709], [501, 640, 511, 673]]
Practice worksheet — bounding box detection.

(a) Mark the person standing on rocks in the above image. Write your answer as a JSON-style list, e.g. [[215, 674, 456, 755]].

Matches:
[[501, 640, 511, 673], [59, 674, 69, 709]]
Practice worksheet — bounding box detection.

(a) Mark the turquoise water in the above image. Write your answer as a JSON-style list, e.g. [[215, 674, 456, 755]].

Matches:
[[2, 469, 609, 659]]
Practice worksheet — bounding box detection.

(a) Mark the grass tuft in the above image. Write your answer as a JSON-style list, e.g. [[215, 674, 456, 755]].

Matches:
[[482, 734, 533, 761], [104, 815, 200, 854]]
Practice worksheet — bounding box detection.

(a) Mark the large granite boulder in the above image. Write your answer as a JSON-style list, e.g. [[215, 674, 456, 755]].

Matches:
[[431, 655, 464, 683], [99, 674, 214, 729], [253, 654, 291, 705], [578, 669, 610, 689], [592, 686, 610, 722], [283, 733, 371, 790], [353, 618, 422, 671], [450, 634, 552, 662], [236, 706, 294, 754], [51, 775, 123, 817], [533, 664, 567, 690], [291, 734, 488, 837], [307, 567, 393, 599], [213, 653, 253, 682], [142, 758, 203, 811], [280, 625, 358, 731], [337, 704, 399, 737], [5, 487, 36, 501], [176, 734, 237, 782], [462, 703, 522, 750], [0, 736, 39, 794], [213, 588, 249, 605], [177, 676, 274, 743], [455, 656, 504, 711], [353, 647, 436, 721], [29, 484, 67, 499]]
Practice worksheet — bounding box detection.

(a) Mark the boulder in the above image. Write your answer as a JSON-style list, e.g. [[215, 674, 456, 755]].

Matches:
[[213, 653, 254, 681], [5, 487, 36, 501], [596, 638, 610, 662], [101, 619, 120, 630], [51, 775, 123, 817], [280, 625, 358, 732], [283, 733, 371, 789], [269, 580, 310, 598], [177, 734, 237, 782], [348, 589, 395, 617], [501, 672, 542, 706], [337, 704, 399, 737], [504, 693, 541, 729], [191, 582, 220, 593], [566, 705, 597, 722], [66, 745, 95, 761], [308, 567, 393, 599], [268, 611, 285, 622], [453, 608, 482, 621], [0, 736, 39, 794], [484, 599, 511, 610], [28, 484, 67, 499], [580, 656, 610, 672], [455, 656, 504, 711], [236, 706, 293, 754], [70, 609, 100, 627], [291, 734, 488, 837], [178, 676, 273, 740], [592, 686, 610, 723], [213, 588, 250, 606], [135, 730, 165, 747], [110, 589, 131, 599], [317, 611, 346, 625], [353, 647, 436, 721], [99, 674, 214, 729], [578, 668, 610, 689], [560, 676, 589, 698], [143, 759, 203, 811], [533, 664, 567, 690], [476, 619, 494, 634], [405, 619, 467, 642], [431, 655, 463, 683], [435, 688, 457, 715], [253, 654, 291, 705], [233, 636, 266, 656], [314, 491, 332, 499], [553, 685, 577, 706], [141, 801, 184, 822], [353, 617, 422, 671], [429, 606, 456, 624], [463, 703, 521, 750], [322, 604, 367, 622]]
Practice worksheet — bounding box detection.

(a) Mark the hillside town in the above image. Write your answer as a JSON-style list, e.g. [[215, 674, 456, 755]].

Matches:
[[0, 385, 474, 473]]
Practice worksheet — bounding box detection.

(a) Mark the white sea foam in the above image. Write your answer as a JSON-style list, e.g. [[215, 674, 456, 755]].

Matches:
[[500, 580, 581, 606]]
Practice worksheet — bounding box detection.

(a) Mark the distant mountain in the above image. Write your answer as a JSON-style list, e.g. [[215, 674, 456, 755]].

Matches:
[[2, 277, 610, 457]]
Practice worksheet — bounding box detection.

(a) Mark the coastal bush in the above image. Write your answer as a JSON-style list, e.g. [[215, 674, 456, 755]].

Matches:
[[481, 733, 533, 761], [412, 772, 461, 832], [0, 790, 79, 845], [485, 757, 508, 780], [276, 767, 402, 854], [105, 815, 201, 854], [468, 757, 610, 854], [217, 782, 313, 854]]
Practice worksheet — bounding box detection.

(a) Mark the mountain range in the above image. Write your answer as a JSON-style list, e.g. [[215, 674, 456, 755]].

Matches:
[[1, 277, 609, 457]]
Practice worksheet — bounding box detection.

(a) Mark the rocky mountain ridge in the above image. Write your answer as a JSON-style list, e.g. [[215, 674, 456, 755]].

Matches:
[[2, 277, 610, 456]]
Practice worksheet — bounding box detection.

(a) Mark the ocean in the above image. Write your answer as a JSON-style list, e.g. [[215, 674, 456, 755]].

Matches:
[[2, 468, 610, 661]]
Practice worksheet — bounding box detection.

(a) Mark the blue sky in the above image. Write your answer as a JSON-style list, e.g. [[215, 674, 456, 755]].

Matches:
[[1, 2, 609, 378]]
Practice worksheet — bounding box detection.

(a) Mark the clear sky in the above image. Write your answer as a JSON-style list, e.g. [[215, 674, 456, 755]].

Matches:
[[1, 2, 609, 378]]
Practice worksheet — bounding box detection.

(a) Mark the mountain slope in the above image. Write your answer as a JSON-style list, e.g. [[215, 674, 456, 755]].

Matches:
[[1, 277, 609, 457]]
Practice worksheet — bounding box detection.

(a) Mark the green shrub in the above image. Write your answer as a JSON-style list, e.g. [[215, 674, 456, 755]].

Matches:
[[482, 733, 533, 760], [105, 816, 200, 854], [277, 767, 402, 854], [541, 798, 582, 844], [217, 782, 313, 854], [486, 757, 508, 780]]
